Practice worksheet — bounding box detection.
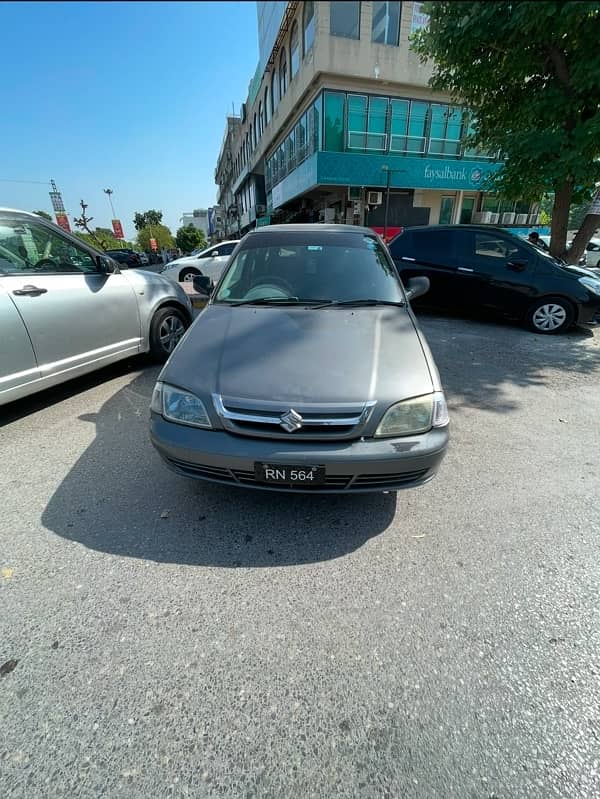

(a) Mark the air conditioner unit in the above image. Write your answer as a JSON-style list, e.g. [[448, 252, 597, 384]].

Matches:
[[472, 211, 492, 223], [501, 213, 515, 224], [367, 191, 383, 206], [515, 214, 528, 225], [528, 213, 540, 224], [489, 213, 500, 224]]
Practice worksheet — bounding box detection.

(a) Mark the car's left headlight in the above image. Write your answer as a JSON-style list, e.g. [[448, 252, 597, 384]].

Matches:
[[375, 392, 449, 437], [579, 276, 600, 296], [151, 382, 212, 428]]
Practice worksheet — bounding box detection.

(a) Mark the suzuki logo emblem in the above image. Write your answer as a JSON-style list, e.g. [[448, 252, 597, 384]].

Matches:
[[280, 408, 303, 433]]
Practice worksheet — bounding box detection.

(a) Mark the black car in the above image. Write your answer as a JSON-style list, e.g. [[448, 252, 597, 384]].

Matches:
[[105, 249, 141, 268], [389, 225, 600, 333]]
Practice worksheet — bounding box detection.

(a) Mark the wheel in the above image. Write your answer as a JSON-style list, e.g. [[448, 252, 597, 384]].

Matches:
[[179, 267, 200, 283], [149, 307, 189, 361], [526, 296, 574, 334]]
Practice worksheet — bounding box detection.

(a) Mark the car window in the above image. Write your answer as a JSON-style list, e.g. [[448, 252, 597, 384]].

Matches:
[[215, 235, 403, 303], [411, 230, 456, 265], [388, 231, 414, 259], [218, 242, 237, 256], [0, 219, 98, 275], [461, 232, 532, 272]]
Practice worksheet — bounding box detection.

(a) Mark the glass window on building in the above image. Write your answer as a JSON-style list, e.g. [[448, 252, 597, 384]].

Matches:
[[313, 96, 322, 151], [347, 94, 367, 149], [272, 73, 279, 114], [279, 50, 288, 99], [304, 0, 315, 54], [371, 1, 401, 46], [429, 105, 461, 156], [259, 102, 264, 135], [265, 86, 271, 125], [439, 196, 455, 225], [295, 114, 307, 162], [324, 91, 345, 152], [290, 21, 300, 78], [330, 1, 361, 39], [459, 197, 475, 224], [390, 99, 409, 152], [286, 129, 296, 172], [367, 97, 388, 150], [407, 101, 429, 153]]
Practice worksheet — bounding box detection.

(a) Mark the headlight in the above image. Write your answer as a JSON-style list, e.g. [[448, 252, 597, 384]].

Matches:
[[375, 392, 449, 437], [579, 276, 600, 296], [151, 382, 212, 428]]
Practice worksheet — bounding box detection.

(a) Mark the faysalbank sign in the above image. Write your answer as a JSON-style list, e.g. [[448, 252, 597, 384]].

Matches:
[[317, 152, 501, 192]]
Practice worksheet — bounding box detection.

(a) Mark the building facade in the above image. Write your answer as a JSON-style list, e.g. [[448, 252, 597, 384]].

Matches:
[[214, 1, 540, 239], [181, 209, 210, 238]]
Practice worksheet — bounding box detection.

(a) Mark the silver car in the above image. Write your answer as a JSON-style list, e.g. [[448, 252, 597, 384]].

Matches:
[[151, 225, 449, 493], [0, 209, 192, 407], [159, 240, 239, 284]]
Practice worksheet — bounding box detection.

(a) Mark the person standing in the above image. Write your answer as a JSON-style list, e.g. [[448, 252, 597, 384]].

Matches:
[[161, 246, 169, 265]]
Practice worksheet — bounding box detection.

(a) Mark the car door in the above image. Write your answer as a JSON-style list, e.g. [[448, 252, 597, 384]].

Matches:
[[390, 228, 459, 309], [0, 215, 142, 379], [199, 242, 237, 283], [0, 280, 41, 400], [456, 230, 540, 318]]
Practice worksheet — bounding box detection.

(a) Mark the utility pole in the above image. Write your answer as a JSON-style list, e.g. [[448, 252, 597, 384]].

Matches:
[[103, 188, 116, 218], [381, 166, 407, 242]]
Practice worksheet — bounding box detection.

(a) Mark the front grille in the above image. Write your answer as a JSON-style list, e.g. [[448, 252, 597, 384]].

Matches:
[[166, 458, 429, 491], [212, 394, 375, 441]]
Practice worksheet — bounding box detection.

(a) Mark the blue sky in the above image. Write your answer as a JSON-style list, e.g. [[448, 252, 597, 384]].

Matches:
[[0, 1, 259, 239]]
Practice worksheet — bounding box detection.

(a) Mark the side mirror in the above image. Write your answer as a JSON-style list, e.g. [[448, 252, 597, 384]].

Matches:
[[193, 274, 212, 296], [97, 255, 118, 274], [405, 276, 429, 301]]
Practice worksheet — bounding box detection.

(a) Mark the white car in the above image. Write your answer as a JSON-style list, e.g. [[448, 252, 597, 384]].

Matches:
[[159, 241, 239, 284]]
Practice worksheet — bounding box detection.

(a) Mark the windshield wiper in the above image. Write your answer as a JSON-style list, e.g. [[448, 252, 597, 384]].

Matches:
[[311, 298, 405, 309], [226, 297, 332, 307]]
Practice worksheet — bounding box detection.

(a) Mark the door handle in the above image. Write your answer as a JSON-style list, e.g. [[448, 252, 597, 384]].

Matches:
[[457, 267, 474, 273], [13, 285, 48, 296]]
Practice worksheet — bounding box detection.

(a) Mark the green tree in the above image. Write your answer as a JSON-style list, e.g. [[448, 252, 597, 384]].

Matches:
[[133, 210, 163, 231], [137, 224, 174, 251], [74, 231, 135, 251], [413, 1, 600, 262], [175, 224, 206, 254], [33, 210, 52, 221]]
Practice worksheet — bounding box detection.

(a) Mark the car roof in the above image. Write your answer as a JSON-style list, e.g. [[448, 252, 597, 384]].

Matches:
[[247, 224, 376, 237], [398, 224, 524, 235]]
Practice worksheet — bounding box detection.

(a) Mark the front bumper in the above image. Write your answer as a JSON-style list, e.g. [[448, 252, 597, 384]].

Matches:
[[577, 296, 600, 326], [150, 414, 449, 493]]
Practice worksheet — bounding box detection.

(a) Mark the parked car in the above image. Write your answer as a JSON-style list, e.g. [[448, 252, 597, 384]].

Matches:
[[389, 225, 600, 333], [569, 236, 600, 268], [137, 251, 150, 266], [159, 240, 239, 283], [105, 249, 142, 268], [151, 224, 449, 493], [0, 209, 193, 406]]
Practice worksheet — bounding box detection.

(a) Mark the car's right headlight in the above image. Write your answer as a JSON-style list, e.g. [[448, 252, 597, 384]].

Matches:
[[151, 382, 212, 428], [375, 392, 449, 437]]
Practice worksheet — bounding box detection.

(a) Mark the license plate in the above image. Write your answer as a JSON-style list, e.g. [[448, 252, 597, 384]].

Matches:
[[255, 463, 325, 485]]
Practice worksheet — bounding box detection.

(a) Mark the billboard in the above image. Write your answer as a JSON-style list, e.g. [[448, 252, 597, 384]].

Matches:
[[149, 237, 158, 251], [49, 191, 66, 213], [112, 219, 124, 239], [55, 213, 71, 233]]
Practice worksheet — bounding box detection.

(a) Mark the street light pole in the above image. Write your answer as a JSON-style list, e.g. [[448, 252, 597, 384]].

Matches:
[[103, 188, 116, 218]]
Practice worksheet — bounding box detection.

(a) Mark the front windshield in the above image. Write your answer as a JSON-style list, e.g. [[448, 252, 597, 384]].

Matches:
[[214, 234, 404, 304]]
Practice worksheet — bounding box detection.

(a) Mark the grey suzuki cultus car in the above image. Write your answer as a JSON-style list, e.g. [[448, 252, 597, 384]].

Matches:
[[150, 225, 449, 493]]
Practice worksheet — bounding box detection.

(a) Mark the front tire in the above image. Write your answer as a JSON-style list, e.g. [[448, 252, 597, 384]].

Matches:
[[149, 307, 189, 361], [526, 297, 574, 334], [179, 267, 200, 283]]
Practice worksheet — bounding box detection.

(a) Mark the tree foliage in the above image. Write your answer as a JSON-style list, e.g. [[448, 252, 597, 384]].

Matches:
[[413, 2, 600, 261], [74, 231, 135, 251], [133, 210, 163, 231], [175, 224, 206, 254], [136, 224, 174, 251], [33, 210, 52, 221]]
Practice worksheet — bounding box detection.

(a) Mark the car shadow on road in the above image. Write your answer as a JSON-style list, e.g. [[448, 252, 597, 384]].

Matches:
[[40, 368, 398, 567], [416, 310, 600, 413]]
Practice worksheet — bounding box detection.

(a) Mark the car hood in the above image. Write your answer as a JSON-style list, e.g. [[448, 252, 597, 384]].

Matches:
[[162, 305, 434, 404]]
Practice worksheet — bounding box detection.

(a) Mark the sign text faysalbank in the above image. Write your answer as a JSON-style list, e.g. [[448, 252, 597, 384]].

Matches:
[[423, 164, 486, 187]]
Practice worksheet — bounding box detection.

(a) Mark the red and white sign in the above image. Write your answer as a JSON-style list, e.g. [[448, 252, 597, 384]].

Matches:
[[55, 213, 71, 233], [149, 237, 158, 251], [112, 219, 124, 239]]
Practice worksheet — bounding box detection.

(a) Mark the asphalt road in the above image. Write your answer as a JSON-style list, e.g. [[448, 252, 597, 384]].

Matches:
[[1, 314, 600, 799]]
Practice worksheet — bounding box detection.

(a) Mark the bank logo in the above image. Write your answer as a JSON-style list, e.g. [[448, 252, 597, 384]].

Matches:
[[470, 168, 483, 184]]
